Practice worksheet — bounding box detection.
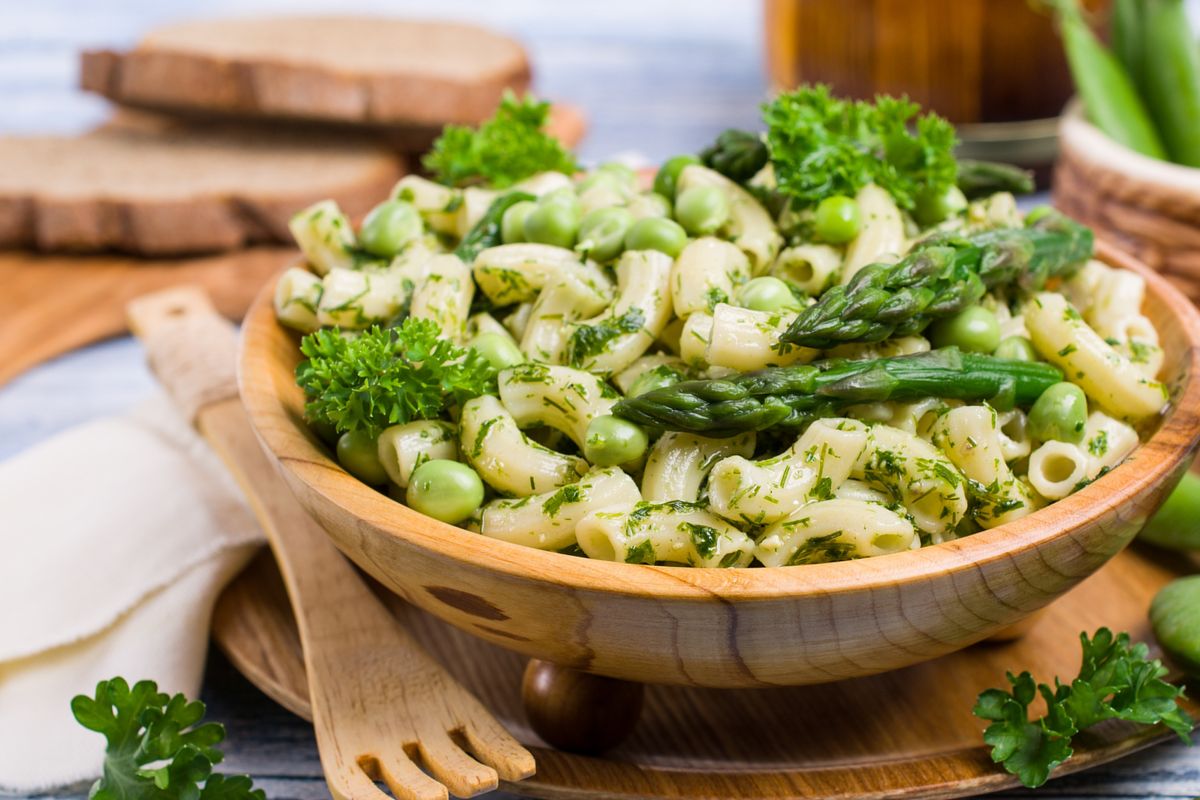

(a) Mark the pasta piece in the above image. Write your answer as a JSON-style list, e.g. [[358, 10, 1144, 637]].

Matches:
[[514, 171, 573, 196], [996, 409, 1032, 462], [708, 418, 869, 526], [845, 397, 949, 436], [679, 313, 714, 368], [473, 244, 613, 306], [392, 174, 460, 234], [578, 183, 626, 215], [1081, 260, 1146, 338], [454, 187, 499, 238], [567, 249, 675, 374], [677, 164, 782, 274], [1080, 410, 1140, 479], [273, 267, 323, 333], [703, 303, 817, 371], [853, 424, 968, 541], [465, 312, 514, 342], [478, 468, 641, 551], [824, 335, 930, 362], [376, 421, 457, 489], [930, 406, 1039, 528], [503, 302, 535, 340], [671, 237, 751, 317], [316, 268, 404, 329], [966, 192, 1020, 229], [613, 354, 686, 394], [409, 254, 474, 341], [770, 244, 842, 295], [641, 432, 756, 503], [576, 501, 755, 567], [1027, 441, 1088, 500], [521, 276, 608, 363], [754, 499, 919, 566], [459, 396, 589, 497], [497, 363, 618, 449], [1024, 292, 1168, 422], [289, 199, 356, 275], [841, 184, 905, 284], [1062, 259, 1107, 315], [833, 479, 891, 504]]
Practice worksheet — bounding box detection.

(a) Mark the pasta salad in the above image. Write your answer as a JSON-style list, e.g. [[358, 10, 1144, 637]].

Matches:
[[273, 89, 1170, 569]]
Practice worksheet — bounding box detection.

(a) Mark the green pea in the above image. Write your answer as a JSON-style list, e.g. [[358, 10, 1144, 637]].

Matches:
[[1139, 471, 1200, 551], [337, 430, 389, 485], [597, 162, 637, 184], [1150, 576, 1200, 676], [813, 195, 862, 244], [928, 306, 1001, 354], [501, 200, 536, 244], [653, 154, 700, 198], [308, 418, 340, 448], [995, 335, 1037, 362], [628, 366, 683, 397], [405, 459, 485, 524], [523, 201, 579, 248], [914, 184, 968, 227], [582, 163, 636, 194], [674, 185, 730, 236], [584, 415, 649, 466], [578, 206, 634, 262], [469, 332, 524, 370], [624, 217, 687, 258], [358, 200, 423, 257], [737, 276, 799, 313], [1028, 382, 1088, 444]]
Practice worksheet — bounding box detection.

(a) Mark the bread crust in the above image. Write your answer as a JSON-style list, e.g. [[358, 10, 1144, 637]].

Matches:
[[81, 17, 531, 127]]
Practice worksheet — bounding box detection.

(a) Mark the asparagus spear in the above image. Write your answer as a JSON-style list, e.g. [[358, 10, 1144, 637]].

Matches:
[[779, 210, 1093, 349], [956, 159, 1036, 199], [613, 348, 1063, 437], [699, 129, 770, 184]]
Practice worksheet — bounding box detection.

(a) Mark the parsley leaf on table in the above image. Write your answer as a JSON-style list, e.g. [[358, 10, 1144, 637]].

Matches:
[[423, 91, 578, 188], [70, 677, 264, 800], [296, 318, 497, 437], [974, 628, 1193, 788], [761, 84, 958, 211]]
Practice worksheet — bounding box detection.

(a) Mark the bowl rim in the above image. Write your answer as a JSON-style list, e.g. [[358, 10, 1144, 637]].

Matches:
[[240, 241, 1200, 602], [1059, 101, 1200, 192]]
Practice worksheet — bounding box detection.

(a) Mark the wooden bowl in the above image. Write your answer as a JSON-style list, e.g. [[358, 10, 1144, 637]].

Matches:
[[1056, 104, 1200, 303], [239, 242, 1200, 688]]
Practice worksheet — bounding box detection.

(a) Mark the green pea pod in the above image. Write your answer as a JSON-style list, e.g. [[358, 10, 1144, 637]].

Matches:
[[1054, 0, 1168, 160], [1110, 0, 1145, 93], [1141, 0, 1200, 167], [454, 191, 537, 262]]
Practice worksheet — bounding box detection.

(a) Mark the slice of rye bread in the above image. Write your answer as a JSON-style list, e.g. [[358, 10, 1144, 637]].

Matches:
[[0, 126, 404, 256], [81, 17, 531, 128]]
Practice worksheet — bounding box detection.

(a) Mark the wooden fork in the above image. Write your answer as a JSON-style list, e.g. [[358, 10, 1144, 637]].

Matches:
[[127, 286, 535, 800]]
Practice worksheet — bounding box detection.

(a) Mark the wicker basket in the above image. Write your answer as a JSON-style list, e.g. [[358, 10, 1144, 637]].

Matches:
[[1055, 104, 1200, 303]]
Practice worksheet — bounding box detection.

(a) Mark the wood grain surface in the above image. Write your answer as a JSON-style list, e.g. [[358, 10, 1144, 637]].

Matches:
[[237, 242, 1200, 689], [0, 248, 295, 388], [212, 543, 1200, 799], [129, 287, 536, 800]]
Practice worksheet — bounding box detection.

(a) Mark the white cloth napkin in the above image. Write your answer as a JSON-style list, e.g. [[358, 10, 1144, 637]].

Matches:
[[0, 392, 263, 794]]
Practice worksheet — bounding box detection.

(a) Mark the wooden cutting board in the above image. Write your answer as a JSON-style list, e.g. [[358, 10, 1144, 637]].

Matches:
[[212, 544, 1199, 799], [0, 249, 295, 388]]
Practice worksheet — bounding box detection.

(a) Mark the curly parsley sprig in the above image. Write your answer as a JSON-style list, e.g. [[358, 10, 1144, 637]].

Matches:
[[974, 628, 1193, 788], [71, 677, 264, 800], [423, 91, 578, 189], [762, 85, 958, 211], [296, 318, 496, 437]]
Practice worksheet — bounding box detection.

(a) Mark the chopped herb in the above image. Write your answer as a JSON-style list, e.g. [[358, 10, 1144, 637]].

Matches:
[[543, 484, 584, 517], [1058, 344, 1078, 357], [680, 522, 721, 559], [624, 539, 656, 565], [567, 307, 646, 366], [785, 532, 857, 565]]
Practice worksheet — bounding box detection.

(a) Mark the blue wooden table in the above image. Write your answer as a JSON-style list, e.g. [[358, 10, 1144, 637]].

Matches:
[[3, 1, 1199, 797]]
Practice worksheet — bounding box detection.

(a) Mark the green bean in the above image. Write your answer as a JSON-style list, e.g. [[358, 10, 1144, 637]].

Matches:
[[1111, 0, 1146, 93], [524, 201, 579, 248], [1141, 0, 1200, 166], [501, 200, 536, 244], [1054, 0, 1167, 159], [653, 154, 701, 198], [928, 306, 1001, 354], [406, 459, 485, 524], [337, 431, 389, 485], [627, 365, 684, 398], [578, 206, 634, 262], [674, 185, 730, 236], [995, 336, 1037, 362], [813, 195, 861, 243], [469, 332, 525, 370], [359, 200, 422, 257], [624, 217, 687, 257], [584, 415, 649, 466], [1150, 576, 1200, 675], [737, 277, 799, 313], [1027, 382, 1088, 444], [1139, 471, 1200, 551], [914, 185, 968, 227]]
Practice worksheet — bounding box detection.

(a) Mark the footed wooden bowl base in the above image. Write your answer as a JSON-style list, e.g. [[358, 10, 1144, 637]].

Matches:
[[213, 545, 1200, 799]]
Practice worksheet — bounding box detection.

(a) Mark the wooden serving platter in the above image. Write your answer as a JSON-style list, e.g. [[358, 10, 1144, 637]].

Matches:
[[212, 543, 1199, 799], [0, 248, 294, 388]]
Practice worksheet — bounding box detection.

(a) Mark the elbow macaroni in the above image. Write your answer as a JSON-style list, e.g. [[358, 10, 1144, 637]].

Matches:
[[460, 395, 589, 497]]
